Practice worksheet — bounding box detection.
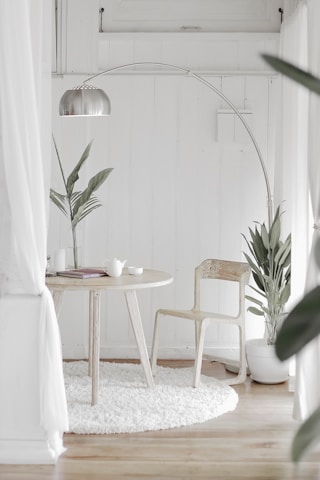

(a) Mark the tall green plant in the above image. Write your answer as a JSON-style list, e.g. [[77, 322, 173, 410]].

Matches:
[[50, 136, 113, 268], [242, 206, 291, 345], [263, 53, 320, 462]]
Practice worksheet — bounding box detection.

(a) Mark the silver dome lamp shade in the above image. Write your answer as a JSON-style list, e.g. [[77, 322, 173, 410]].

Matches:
[[59, 84, 111, 117]]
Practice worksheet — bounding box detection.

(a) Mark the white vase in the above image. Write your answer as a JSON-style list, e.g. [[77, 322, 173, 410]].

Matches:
[[246, 338, 289, 384]]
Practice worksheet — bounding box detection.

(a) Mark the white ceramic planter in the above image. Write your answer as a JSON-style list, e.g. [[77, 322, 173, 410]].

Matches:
[[246, 338, 289, 384]]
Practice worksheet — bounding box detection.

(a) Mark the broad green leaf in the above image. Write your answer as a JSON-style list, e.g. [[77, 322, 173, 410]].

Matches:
[[245, 295, 264, 307], [279, 283, 291, 305], [242, 233, 259, 263], [88, 168, 113, 192], [274, 239, 291, 267], [243, 253, 263, 281], [282, 235, 292, 267], [247, 306, 265, 316], [77, 203, 101, 223], [72, 197, 102, 227], [291, 405, 320, 462], [69, 191, 82, 210], [262, 54, 320, 96], [275, 286, 320, 360], [248, 284, 267, 300], [50, 189, 67, 216], [261, 223, 269, 249], [252, 226, 268, 266], [270, 214, 281, 250], [66, 140, 94, 195], [72, 168, 113, 219], [285, 269, 291, 285], [252, 271, 266, 293]]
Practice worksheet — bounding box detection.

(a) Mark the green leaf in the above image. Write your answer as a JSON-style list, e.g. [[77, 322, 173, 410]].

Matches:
[[269, 211, 281, 250], [252, 226, 268, 266], [251, 271, 266, 293], [243, 253, 263, 282], [247, 306, 265, 316], [262, 54, 320, 96], [261, 223, 269, 249], [50, 189, 67, 216], [69, 191, 82, 209], [285, 266, 291, 284], [291, 405, 320, 462], [72, 168, 113, 221], [275, 286, 320, 360], [245, 295, 264, 307], [242, 233, 259, 264], [66, 140, 94, 195], [248, 284, 267, 300], [72, 197, 102, 227], [279, 283, 291, 306], [274, 238, 291, 267]]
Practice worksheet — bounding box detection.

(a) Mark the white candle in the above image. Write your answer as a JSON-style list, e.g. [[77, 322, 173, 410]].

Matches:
[[53, 248, 66, 272]]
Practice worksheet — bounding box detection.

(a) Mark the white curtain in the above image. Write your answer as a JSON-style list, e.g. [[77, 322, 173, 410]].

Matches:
[[276, 0, 320, 421], [274, 0, 310, 318], [0, 0, 68, 455], [293, 0, 320, 421]]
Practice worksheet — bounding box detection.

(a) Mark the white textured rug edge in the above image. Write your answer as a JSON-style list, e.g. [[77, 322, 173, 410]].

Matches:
[[64, 361, 238, 435]]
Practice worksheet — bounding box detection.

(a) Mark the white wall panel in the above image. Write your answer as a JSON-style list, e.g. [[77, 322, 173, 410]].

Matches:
[[51, 71, 274, 359], [97, 33, 279, 74]]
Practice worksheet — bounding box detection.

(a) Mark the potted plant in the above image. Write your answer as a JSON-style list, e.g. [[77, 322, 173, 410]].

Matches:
[[242, 205, 291, 383], [50, 136, 113, 268]]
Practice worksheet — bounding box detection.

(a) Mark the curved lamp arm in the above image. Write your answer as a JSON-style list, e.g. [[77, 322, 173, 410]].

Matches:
[[59, 61, 273, 226]]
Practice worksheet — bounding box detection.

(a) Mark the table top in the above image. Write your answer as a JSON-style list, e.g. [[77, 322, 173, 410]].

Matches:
[[45, 268, 173, 291]]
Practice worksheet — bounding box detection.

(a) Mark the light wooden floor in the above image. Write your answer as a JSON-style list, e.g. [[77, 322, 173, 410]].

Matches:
[[1, 360, 320, 480]]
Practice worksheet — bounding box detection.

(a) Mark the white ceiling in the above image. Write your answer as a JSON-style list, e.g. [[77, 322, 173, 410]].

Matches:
[[99, 0, 284, 33]]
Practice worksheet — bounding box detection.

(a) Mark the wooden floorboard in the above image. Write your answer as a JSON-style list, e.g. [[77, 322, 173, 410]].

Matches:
[[1, 360, 320, 479]]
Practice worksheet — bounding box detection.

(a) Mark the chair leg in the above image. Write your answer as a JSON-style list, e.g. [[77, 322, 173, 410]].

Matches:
[[222, 324, 247, 385], [193, 319, 207, 388], [237, 324, 247, 383], [151, 310, 161, 374], [194, 320, 200, 358]]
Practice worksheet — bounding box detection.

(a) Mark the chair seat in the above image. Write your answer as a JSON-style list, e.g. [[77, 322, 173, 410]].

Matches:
[[157, 308, 241, 323]]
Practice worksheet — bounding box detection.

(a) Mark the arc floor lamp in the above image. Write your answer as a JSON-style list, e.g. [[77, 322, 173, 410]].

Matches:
[[59, 61, 273, 227]]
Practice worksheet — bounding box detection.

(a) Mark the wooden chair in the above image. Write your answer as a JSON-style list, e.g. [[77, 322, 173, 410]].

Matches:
[[151, 259, 251, 387]]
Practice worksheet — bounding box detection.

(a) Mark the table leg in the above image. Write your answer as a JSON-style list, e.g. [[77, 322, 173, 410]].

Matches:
[[88, 291, 94, 377], [50, 290, 64, 318], [124, 290, 154, 388], [90, 290, 100, 406]]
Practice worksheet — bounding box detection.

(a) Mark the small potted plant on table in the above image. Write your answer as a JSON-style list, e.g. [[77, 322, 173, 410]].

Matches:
[[50, 137, 113, 268]]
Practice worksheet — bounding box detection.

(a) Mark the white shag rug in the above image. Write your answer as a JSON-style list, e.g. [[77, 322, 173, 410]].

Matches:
[[64, 361, 238, 434]]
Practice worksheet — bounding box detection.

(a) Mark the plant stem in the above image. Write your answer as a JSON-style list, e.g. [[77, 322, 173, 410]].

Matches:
[[53, 135, 79, 267], [72, 226, 78, 268]]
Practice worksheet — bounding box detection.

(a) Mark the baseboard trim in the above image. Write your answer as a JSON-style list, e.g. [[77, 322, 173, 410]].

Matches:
[[62, 345, 240, 361], [0, 439, 57, 464]]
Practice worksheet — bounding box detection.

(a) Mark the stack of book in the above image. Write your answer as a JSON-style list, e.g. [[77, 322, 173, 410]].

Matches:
[[57, 268, 107, 279]]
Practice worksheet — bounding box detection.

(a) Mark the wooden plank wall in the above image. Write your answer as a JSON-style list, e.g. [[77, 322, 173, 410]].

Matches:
[[50, 2, 280, 360]]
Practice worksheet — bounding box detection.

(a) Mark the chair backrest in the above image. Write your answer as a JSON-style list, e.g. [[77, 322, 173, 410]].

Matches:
[[193, 259, 251, 312]]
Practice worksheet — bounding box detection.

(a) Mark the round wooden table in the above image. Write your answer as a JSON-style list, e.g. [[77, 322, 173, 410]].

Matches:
[[46, 268, 173, 405]]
